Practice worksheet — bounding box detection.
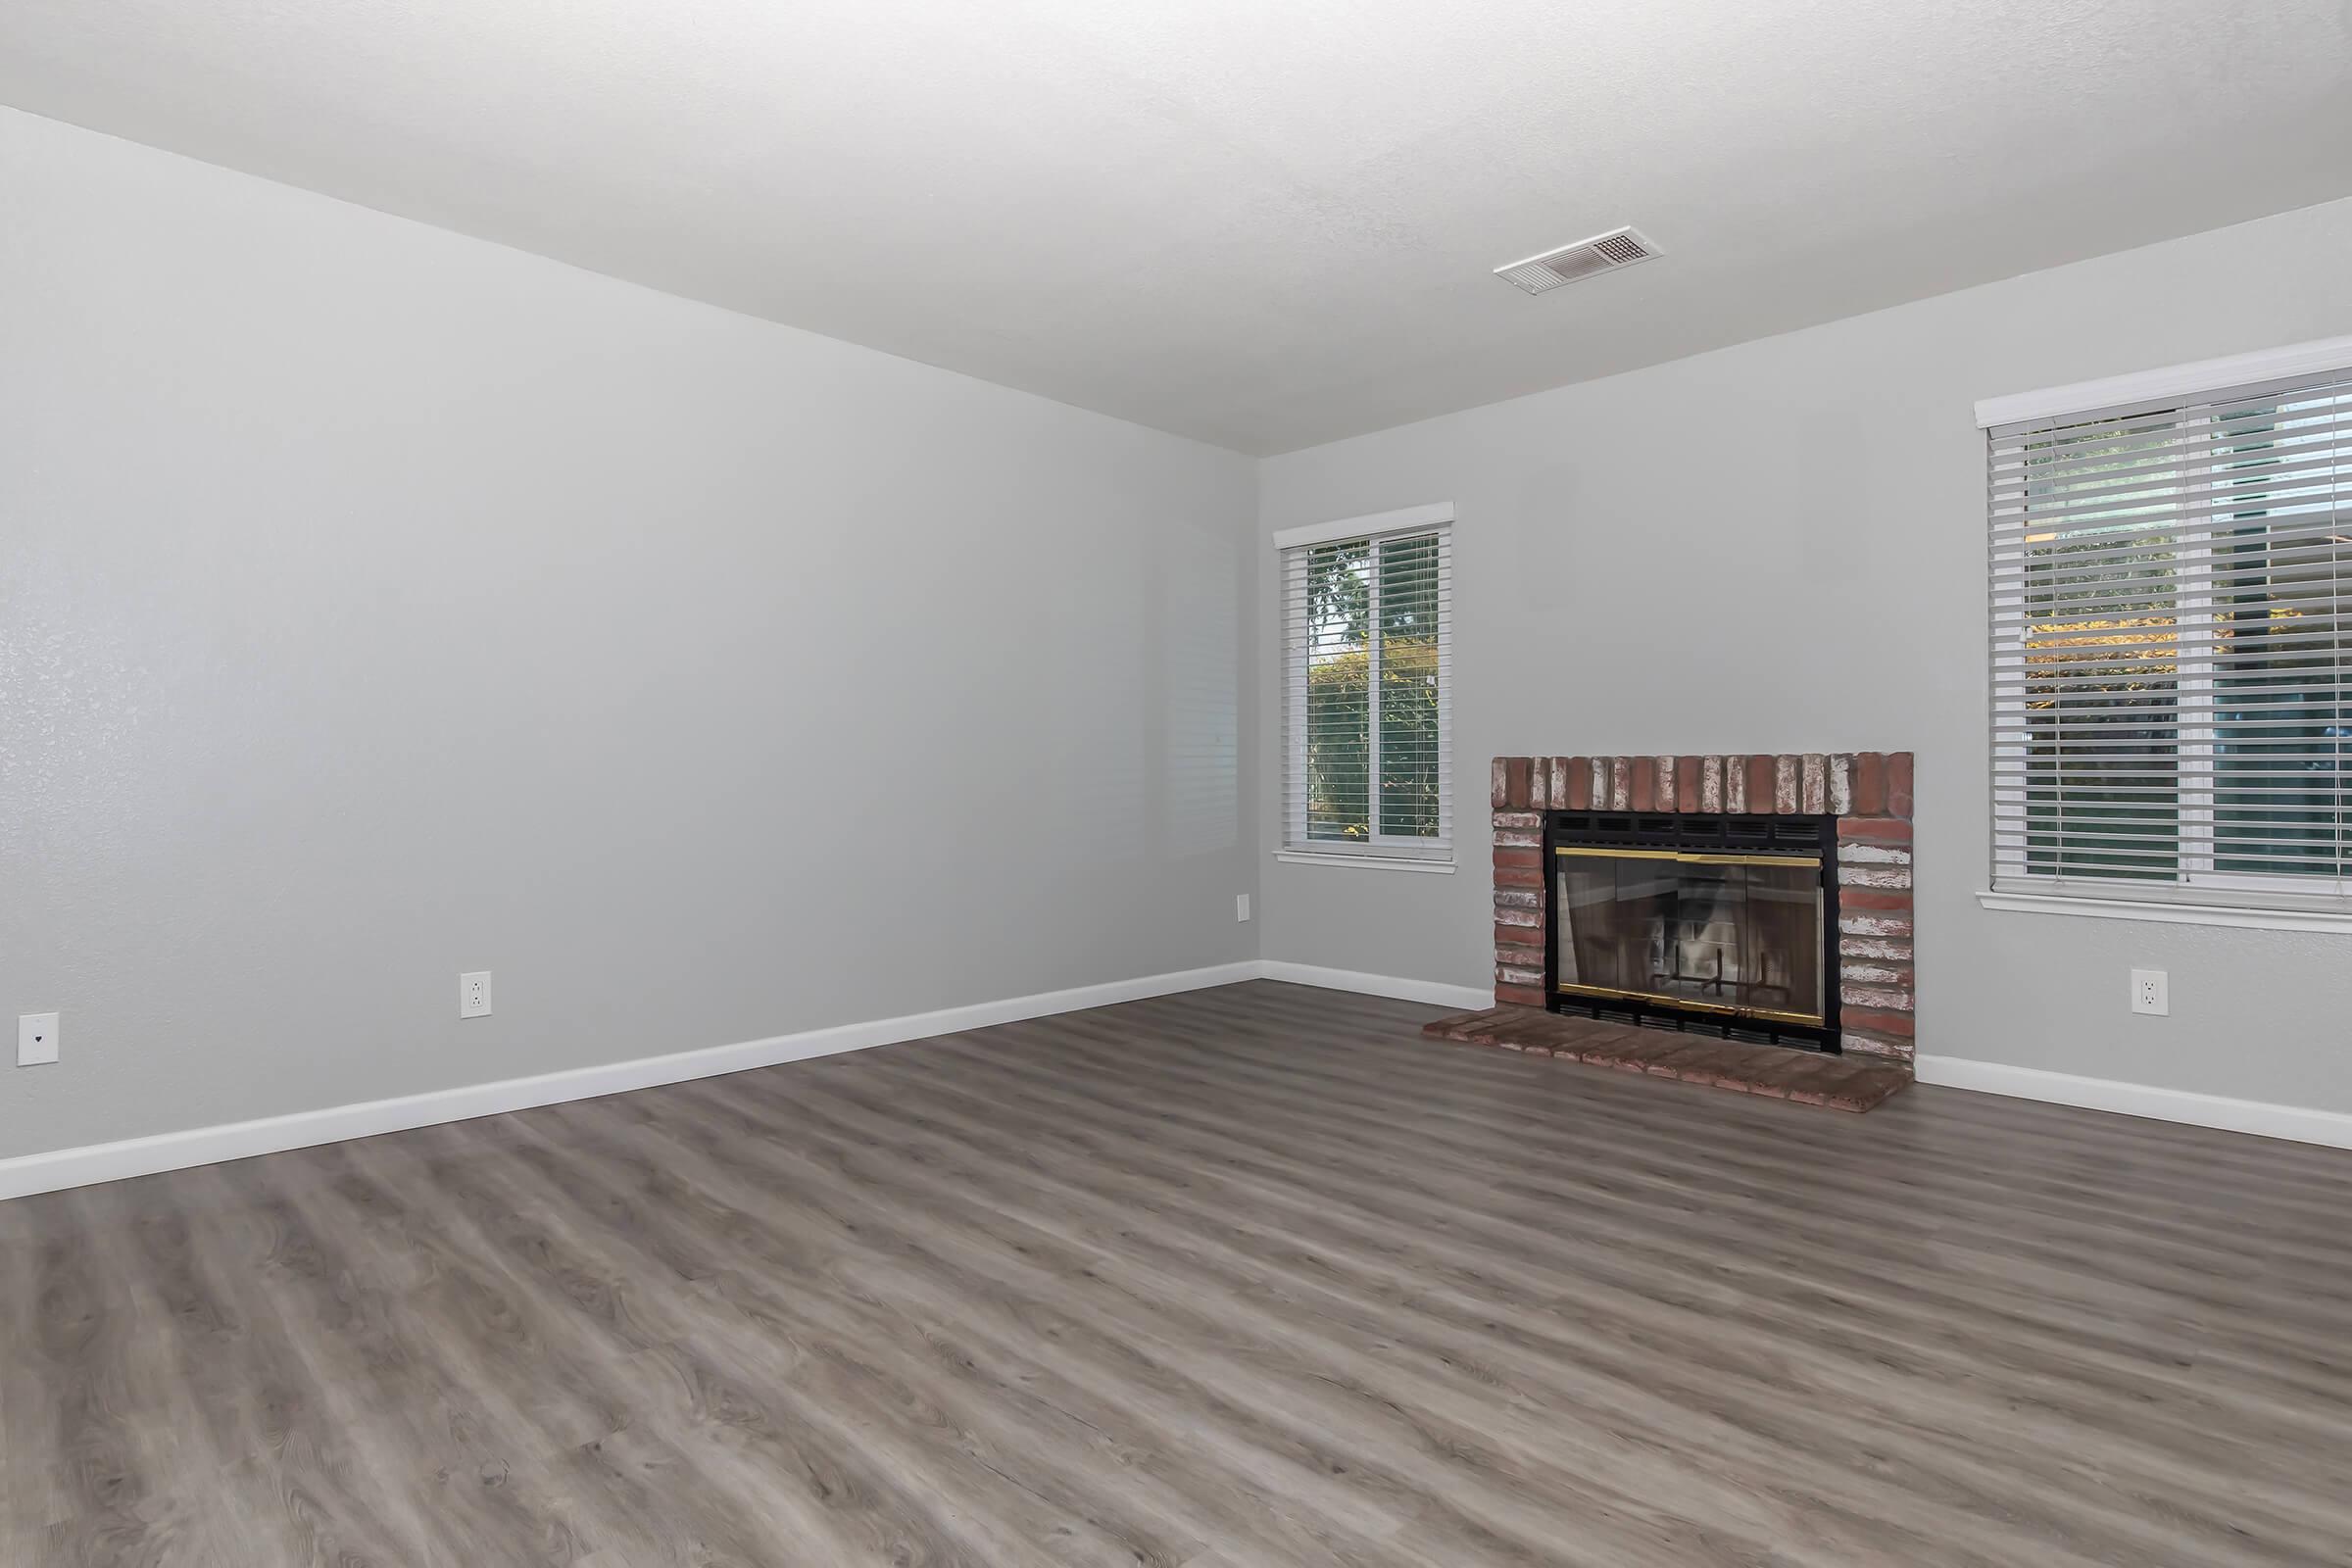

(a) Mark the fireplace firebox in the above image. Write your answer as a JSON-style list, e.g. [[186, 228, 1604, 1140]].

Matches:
[[1544, 810, 1840, 1052]]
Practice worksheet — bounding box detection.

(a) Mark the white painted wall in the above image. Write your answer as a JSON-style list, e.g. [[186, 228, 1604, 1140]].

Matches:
[[0, 109, 1257, 1160], [1258, 194, 2352, 1116]]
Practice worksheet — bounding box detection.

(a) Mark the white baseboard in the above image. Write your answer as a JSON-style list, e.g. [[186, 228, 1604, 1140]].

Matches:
[[1257, 960, 1492, 1012], [18, 963, 2341, 1200], [1915, 1054, 2352, 1151], [0, 960, 1260, 1202]]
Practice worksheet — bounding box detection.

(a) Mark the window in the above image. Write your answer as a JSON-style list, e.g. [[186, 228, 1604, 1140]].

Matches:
[[1987, 355, 2352, 913], [1278, 505, 1452, 865]]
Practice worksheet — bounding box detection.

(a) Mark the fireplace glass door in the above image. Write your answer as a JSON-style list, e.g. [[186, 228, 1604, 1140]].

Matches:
[[1553, 849, 1824, 1025]]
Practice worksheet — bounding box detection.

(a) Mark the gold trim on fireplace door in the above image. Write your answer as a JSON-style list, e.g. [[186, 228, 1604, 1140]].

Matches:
[[1552, 846, 1822, 869], [1552, 982, 1823, 1028], [1550, 845, 1827, 1026]]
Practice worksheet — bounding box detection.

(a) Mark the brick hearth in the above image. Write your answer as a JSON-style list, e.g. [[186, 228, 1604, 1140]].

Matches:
[[1489, 753, 1916, 1068], [1419, 1006, 1912, 1112]]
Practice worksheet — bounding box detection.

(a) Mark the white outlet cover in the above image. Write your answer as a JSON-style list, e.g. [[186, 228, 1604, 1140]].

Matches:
[[460, 971, 493, 1018], [2130, 968, 2169, 1016], [18, 1012, 60, 1066], [1236, 893, 1251, 922]]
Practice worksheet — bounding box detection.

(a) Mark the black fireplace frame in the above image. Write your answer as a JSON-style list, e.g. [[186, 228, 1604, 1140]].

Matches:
[[1542, 809, 1843, 1054]]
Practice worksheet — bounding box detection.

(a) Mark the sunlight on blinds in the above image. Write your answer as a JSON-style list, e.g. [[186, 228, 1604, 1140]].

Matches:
[[1990, 368, 2351, 906]]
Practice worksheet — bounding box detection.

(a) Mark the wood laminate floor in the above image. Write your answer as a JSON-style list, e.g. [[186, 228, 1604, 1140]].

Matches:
[[3, 980, 2349, 1567]]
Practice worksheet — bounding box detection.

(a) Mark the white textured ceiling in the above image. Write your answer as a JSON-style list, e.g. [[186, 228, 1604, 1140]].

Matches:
[[5, 1, 2350, 454]]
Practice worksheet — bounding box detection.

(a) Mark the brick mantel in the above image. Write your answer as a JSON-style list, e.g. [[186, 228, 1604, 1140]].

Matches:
[[1490, 753, 1916, 1067]]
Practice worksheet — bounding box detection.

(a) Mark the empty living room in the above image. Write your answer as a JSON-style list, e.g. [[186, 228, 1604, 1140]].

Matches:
[[6, 3, 2352, 1563]]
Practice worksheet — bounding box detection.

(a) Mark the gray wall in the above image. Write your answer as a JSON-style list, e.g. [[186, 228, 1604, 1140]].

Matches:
[[0, 109, 1257, 1159], [10, 99, 2351, 1161], [1258, 194, 2352, 1115]]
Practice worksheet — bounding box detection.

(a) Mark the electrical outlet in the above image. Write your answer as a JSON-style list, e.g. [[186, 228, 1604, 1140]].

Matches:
[[460, 971, 493, 1019], [2131, 968, 2168, 1016], [18, 1012, 59, 1067], [1236, 893, 1251, 922]]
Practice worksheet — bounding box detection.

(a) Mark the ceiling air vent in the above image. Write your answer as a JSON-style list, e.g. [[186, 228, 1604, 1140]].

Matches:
[[1493, 226, 1662, 295]]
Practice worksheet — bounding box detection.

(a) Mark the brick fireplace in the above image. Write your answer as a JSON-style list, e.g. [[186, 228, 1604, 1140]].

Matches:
[[1490, 754, 1916, 1067]]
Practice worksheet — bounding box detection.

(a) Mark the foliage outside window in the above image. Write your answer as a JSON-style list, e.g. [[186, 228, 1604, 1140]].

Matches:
[[1283, 523, 1450, 858]]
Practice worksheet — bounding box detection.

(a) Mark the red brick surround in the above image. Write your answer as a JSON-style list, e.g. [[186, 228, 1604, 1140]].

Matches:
[[1490, 753, 1916, 1067]]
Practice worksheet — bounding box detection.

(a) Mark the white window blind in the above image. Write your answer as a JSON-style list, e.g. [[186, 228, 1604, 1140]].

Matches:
[[1988, 362, 2352, 909], [1280, 514, 1451, 860]]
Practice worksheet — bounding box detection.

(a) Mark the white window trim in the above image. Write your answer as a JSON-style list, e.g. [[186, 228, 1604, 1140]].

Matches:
[[1976, 889, 2352, 935], [1973, 333, 2352, 430], [1980, 333, 2352, 926], [1277, 503, 1454, 869], [1273, 850, 1457, 873], [1272, 501, 1453, 553]]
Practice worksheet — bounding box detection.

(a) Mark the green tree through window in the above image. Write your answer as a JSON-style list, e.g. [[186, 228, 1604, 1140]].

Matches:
[[1291, 524, 1449, 852]]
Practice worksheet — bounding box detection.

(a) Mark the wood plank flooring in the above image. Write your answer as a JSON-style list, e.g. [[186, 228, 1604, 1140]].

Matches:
[[3, 979, 2348, 1566]]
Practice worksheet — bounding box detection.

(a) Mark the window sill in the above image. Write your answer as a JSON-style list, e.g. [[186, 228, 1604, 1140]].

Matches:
[[1977, 889, 2352, 935], [1274, 850, 1456, 874]]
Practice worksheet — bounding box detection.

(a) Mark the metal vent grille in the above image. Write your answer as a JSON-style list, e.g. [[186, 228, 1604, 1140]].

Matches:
[[1494, 226, 1662, 295]]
